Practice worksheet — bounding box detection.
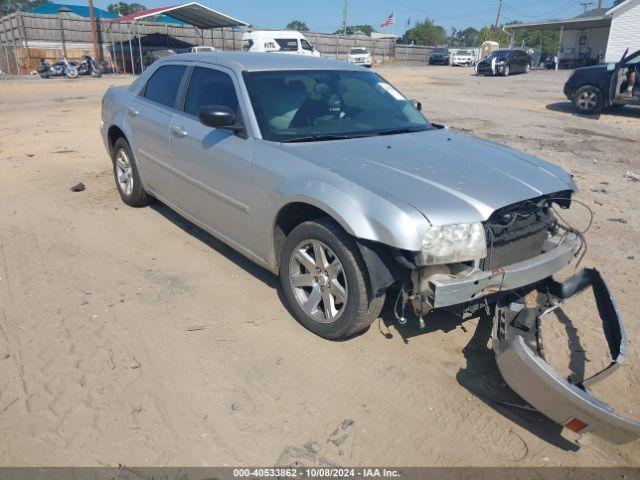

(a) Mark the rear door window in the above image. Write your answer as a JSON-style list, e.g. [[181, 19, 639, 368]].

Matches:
[[143, 64, 186, 108], [183, 66, 240, 119]]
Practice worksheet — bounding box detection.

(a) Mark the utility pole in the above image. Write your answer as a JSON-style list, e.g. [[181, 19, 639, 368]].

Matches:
[[494, 0, 503, 29], [88, 0, 100, 60], [597, 0, 603, 7], [342, 0, 348, 36], [579, 1, 593, 12]]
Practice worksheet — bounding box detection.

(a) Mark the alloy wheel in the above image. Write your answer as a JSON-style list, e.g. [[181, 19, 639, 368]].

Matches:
[[115, 148, 134, 196], [288, 239, 348, 323], [577, 90, 598, 111]]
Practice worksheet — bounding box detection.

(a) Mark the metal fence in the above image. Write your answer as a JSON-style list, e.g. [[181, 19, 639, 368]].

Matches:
[[0, 11, 426, 76]]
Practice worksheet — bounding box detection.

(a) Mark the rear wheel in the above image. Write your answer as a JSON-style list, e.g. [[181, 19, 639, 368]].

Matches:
[[111, 137, 153, 207], [573, 85, 603, 114], [280, 218, 385, 340]]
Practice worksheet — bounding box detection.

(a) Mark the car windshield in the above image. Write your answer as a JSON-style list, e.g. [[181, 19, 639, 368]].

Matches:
[[488, 50, 510, 59], [350, 48, 367, 54], [243, 70, 431, 142], [433, 48, 448, 54]]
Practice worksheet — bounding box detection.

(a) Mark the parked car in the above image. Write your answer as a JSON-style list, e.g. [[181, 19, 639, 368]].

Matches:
[[476, 49, 532, 76], [189, 46, 216, 53], [100, 52, 640, 445], [242, 30, 320, 57], [347, 47, 372, 67], [428, 47, 450, 65], [451, 50, 473, 66], [564, 48, 640, 114]]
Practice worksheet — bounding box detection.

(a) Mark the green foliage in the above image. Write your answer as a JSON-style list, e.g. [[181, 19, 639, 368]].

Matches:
[[477, 26, 511, 48], [286, 20, 309, 32], [402, 18, 446, 46], [1, 0, 46, 16], [333, 24, 375, 36], [453, 27, 479, 47], [107, 1, 146, 16], [513, 28, 559, 52]]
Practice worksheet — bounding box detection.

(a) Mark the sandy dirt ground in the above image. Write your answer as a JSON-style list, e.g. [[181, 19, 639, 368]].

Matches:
[[0, 66, 639, 467]]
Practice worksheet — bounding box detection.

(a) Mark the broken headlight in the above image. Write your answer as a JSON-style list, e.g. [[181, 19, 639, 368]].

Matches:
[[421, 222, 486, 264]]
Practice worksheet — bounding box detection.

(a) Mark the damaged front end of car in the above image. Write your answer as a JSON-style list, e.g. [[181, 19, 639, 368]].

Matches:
[[392, 191, 640, 444]]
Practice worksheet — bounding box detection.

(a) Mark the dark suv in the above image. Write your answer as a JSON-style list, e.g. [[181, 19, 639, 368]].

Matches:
[[428, 47, 450, 65], [476, 49, 532, 76], [564, 48, 640, 114]]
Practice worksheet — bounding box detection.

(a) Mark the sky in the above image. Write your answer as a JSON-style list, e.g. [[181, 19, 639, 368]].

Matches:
[[80, 0, 617, 34]]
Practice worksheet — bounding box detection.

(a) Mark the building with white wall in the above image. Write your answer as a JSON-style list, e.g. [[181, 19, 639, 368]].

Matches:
[[504, 0, 639, 68]]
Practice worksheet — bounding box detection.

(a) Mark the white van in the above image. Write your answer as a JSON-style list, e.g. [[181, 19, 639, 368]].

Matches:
[[242, 30, 321, 57]]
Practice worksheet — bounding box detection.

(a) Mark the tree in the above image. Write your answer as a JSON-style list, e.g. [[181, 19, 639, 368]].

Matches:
[[402, 18, 446, 46], [477, 26, 511, 48], [333, 24, 375, 36], [454, 27, 479, 47], [107, 1, 146, 16], [285, 20, 309, 32], [1, 0, 46, 16]]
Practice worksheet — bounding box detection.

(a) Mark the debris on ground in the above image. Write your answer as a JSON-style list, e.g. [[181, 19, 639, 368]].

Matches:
[[70, 182, 85, 192], [276, 446, 335, 468], [231, 402, 242, 412], [328, 419, 354, 447], [589, 187, 607, 194], [608, 218, 628, 224], [187, 325, 207, 332], [303, 440, 321, 453], [624, 171, 640, 182], [129, 358, 141, 369]]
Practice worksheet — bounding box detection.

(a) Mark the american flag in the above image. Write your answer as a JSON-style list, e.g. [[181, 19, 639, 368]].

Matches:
[[380, 11, 394, 27]]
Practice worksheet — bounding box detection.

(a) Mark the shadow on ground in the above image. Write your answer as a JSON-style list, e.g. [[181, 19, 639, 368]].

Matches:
[[150, 202, 279, 289], [546, 101, 640, 119], [149, 204, 580, 451], [380, 301, 580, 452]]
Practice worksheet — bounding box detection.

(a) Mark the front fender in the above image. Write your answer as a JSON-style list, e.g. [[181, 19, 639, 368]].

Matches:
[[276, 179, 429, 253]]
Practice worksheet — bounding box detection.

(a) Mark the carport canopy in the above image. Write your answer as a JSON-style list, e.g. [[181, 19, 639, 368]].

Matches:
[[503, 10, 611, 32], [106, 2, 248, 28]]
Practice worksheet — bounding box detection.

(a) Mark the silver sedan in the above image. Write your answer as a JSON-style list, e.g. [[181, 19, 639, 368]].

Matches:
[[100, 52, 639, 444]]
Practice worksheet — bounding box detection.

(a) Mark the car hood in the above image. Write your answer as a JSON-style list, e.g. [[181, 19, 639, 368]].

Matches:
[[281, 129, 575, 226], [574, 64, 609, 75]]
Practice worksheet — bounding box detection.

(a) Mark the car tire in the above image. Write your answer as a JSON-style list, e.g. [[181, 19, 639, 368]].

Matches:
[[573, 85, 603, 114], [280, 218, 385, 340], [111, 137, 153, 207], [524, 63, 531, 73], [502, 65, 510, 77]]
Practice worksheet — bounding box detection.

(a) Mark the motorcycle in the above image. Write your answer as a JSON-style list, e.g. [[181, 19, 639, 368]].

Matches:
[[77, 55, 103, 78], [36, 58, 79, 79]]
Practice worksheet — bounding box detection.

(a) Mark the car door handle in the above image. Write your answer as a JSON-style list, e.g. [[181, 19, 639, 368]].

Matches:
[[127, 107, 139, 117], [170, 125, 187, 138]]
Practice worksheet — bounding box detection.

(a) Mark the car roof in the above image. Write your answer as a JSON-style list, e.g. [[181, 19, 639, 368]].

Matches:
[[157, 51, 363, 72]]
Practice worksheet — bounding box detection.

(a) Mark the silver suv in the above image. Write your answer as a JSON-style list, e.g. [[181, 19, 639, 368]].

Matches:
[[101, 53, 639, 444]]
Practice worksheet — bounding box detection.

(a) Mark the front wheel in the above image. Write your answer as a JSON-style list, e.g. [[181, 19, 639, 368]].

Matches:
[[524, 63, 531, 73], [502, 65, 510, 77], [280, 219, 385, 340], [573, 85, 603, 114]]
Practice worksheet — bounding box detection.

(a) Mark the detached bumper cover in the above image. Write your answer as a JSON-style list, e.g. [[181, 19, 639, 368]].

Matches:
[[493, 268, 640, 445]]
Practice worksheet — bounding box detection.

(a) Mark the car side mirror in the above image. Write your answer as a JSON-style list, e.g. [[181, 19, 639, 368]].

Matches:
[[198, 105, 237, 128], [410, 99, 422, 111]]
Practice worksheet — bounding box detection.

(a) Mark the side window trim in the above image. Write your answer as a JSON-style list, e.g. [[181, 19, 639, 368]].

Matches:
[[138, 63, 189, 111]]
